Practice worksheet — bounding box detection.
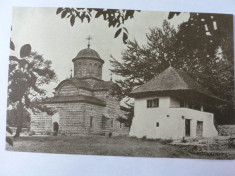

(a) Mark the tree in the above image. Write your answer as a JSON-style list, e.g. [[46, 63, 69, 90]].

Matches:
[[110, 17, 234, 124], [169, 12, 234, 124], [8, 43, 56, 137], [7, 108, 30, 128], [111, 20, 178, 126], [56, 8, 140, 44], [110, 20, 178, 96]]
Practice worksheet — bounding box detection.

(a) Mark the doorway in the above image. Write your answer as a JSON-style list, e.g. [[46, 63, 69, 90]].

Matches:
[[185, 119, 191, 137], [196, 121, 203, 137], [53, 122, 59, 136]]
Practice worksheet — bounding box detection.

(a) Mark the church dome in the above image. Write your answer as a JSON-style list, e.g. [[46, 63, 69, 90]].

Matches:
[[76, 48, 101, 59]]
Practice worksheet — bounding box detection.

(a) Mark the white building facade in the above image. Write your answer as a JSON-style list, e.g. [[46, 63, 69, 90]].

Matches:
[[129, 67, 219, 139]]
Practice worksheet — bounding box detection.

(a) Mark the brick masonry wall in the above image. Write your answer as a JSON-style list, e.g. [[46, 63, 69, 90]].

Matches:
[[217, 125, 235, 136], [58, 84, 92, 96], [30, 88, 129, 136], [74, 59, 103, 79], [47, 102, 105, 135], [30, 113, 52, 134], [104, 94, 129, 136]]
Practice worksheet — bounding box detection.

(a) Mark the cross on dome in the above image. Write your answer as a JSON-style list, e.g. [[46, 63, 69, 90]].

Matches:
[[86, 35, 92, 48]]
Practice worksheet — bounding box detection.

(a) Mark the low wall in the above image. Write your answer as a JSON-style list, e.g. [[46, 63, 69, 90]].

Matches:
[[217, 125, 235, 136]]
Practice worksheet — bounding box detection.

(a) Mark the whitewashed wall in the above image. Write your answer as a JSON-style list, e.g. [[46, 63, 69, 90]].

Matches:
[[130, 96, 218, 139]]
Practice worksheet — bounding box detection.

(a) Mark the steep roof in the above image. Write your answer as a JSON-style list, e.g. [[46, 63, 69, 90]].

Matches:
[[92, 81, 114, 91], [55, 77, 115, 92], [44, 95, 106, 106], [55, 77, 91, 91], [130, 67, 217, 99]]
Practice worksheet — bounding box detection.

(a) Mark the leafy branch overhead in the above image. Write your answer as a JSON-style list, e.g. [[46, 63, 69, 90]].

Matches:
[[56, 8, 139, 44]]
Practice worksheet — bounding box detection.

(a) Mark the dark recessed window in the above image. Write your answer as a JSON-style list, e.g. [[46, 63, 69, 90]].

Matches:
[[111, 119, 114, 128], [147, 98, 159, 108], [90, 116, 93, 127], [180, 99, 185, 107], [156, 122, 159, 127]]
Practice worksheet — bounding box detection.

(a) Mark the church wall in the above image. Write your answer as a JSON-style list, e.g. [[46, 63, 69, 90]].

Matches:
[[30, 100, 129, 136], [93, 90, 108, 99], [30, 112, 52, 134], [73, 59, 103, 79], [103, 95, 129, 136], [83, 78, 101, 87], [58, 84, 92, 96], [46, 103, 105, 135]]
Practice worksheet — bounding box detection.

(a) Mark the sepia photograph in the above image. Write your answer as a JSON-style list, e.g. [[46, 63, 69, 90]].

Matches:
[[5, 7, 235, 160]]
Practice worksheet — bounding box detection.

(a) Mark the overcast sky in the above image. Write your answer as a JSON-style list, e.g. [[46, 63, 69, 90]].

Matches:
[[11, 7, 189, 95]]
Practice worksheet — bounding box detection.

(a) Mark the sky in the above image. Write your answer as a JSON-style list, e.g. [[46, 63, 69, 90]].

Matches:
[[11, 7, 189, 96]]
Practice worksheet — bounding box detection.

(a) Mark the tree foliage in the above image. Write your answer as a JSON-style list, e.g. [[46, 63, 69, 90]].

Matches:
[[110, 20, 178, 96], [111, 16, 234, 124], [8, 42, 56, 137], [56, 8, 139, 44], [170, 12, 234, 124]]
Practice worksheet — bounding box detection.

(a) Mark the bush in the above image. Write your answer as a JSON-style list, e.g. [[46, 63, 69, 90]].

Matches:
[[142, 136, 147, 140], [28, 131, 35, 136], [181, 137, 187, 143], [161, 139, 173, 144]]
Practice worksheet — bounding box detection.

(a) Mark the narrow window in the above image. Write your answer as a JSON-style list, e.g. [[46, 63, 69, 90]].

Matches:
[[111, 119, 114, 128], [180, 99, 185, 107], [147, 98, 159, 108], [153, 99, 159, 107], [156, 122, 159, 127], [119, 122, 122, 128], [101, 116, 105, 129], [90, 116, 93, 127]]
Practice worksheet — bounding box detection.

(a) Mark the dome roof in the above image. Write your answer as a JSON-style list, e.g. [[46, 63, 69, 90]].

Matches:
[[76, 48, 101, 59]]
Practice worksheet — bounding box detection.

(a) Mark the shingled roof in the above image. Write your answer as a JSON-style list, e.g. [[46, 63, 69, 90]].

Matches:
[[130, 67, 219, 100], [92, 81, 114, 91], [44, 95, 106, 106], [55, 77, 91, 91], [55, 77, 115, 92]]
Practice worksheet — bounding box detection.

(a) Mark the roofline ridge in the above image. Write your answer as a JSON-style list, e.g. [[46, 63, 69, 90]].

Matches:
[[171, 67, 190, 89]]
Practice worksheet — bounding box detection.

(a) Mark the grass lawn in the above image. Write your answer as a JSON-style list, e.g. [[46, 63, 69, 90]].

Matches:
[[5, 135, 234, 159]]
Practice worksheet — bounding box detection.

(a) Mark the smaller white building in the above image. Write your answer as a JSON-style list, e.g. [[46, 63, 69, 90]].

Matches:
[[129, 67, 220, 139]]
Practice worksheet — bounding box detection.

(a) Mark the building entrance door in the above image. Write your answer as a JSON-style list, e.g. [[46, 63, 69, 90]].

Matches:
[[53, 122, 59, 136], [196, 121, 203, 137], [185, 119, 191, 137]]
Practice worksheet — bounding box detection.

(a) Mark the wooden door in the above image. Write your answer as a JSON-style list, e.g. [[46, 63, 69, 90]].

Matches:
[[185, 119, 191, 137], [196, 121, 203, 137]]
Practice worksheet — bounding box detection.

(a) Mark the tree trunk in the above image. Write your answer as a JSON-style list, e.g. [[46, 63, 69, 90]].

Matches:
[[14, 101, 24, 138]]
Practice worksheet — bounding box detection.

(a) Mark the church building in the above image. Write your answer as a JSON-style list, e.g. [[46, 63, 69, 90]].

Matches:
[[30, 42, 129, 136]]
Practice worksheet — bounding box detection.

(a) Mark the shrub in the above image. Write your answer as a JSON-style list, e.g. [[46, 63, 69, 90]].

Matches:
[[160, 139, 173, 144], [28, 131, 35, 136], [142, 136, 147, 140], [181, 137, 187, 143]]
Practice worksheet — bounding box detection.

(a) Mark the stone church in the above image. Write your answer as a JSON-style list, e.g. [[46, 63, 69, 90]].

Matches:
[[30, 43, 129, 136]]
